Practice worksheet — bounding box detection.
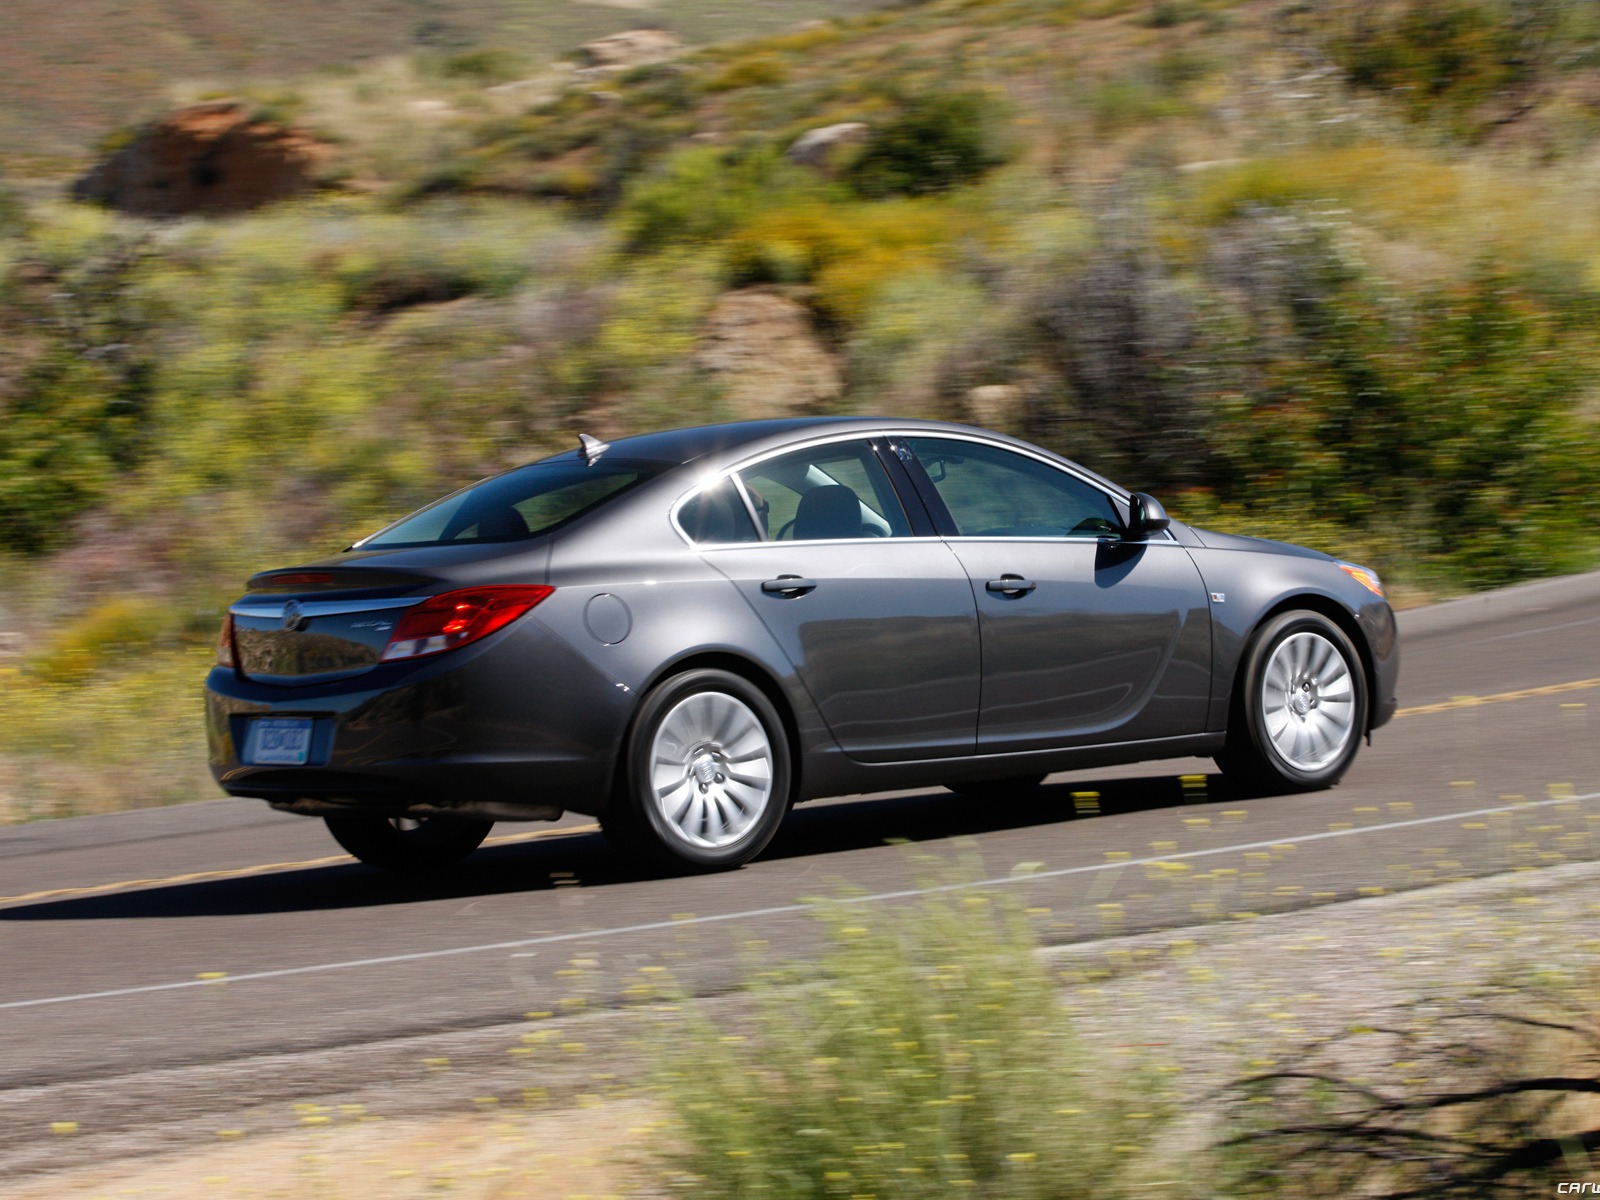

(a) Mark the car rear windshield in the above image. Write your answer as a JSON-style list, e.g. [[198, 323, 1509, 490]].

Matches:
[[354, 458, 670, 549]]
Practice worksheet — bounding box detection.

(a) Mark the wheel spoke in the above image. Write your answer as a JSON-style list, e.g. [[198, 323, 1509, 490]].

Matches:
[[708, 791, 739, 831], [1261, 630, 1358, 771], [722, 776, 764, 811], [648, 689, 775, 851], [1308, 636, 1334, 680], [662, 781, 695, 824], [709, 696, 741, 748], [1264, 708, 1291, 743]]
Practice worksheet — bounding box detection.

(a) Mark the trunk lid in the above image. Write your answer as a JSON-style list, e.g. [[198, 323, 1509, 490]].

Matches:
[[231, 567, 434, 685]]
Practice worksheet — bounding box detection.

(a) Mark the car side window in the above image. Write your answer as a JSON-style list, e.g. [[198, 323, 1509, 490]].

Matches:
[[905, 437, 1122, 539], [679, 477, 762, 545], [738, 441, 911, 541]]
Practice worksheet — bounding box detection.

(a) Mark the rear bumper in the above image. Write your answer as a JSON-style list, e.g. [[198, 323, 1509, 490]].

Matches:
[[205, 622, 633, 818]]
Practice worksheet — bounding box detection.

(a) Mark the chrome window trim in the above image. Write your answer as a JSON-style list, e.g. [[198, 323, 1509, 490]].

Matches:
[[670, 430, 908, 549], [670, 426, 1178, 548], [939, 535, 1185, 546], [694, 535, 952, 552], [728, 473, 768, 537]]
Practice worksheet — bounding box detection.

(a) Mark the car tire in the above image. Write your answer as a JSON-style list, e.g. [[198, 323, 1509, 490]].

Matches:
[[1216, 610, 1368, 794], [603, 668, 791, 871], [944, 773, 1047, 799], [324, 813, 493, 872]]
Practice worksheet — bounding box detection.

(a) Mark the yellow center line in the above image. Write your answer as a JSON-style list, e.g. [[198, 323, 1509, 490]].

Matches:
[[1395, 677, 1600, 719], [0, 822, 600, 907]]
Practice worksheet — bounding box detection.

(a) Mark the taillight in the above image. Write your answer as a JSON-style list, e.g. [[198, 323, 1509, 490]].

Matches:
[[217, 612, 237, 668], [380, 586, 554, 662]]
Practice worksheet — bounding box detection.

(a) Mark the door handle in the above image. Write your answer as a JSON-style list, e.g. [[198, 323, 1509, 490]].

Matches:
[[762, 575, 817, 597], [986, 575, 1037, 596]]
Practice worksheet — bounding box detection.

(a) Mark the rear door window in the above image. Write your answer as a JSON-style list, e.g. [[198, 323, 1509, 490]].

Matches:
[[736, 440, 911, 541]]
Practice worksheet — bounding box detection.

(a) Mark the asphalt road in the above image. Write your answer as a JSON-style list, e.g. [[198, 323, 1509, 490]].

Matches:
[[3, 570, 1600, 1167]]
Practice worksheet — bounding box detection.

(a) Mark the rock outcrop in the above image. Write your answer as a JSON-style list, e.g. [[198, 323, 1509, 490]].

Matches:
[[786, 122, 870, 169], [574, 29, 683, 70], [73, 102, 331, 217], [695, 289, 842, 419], [964, 383, 1026, 429]]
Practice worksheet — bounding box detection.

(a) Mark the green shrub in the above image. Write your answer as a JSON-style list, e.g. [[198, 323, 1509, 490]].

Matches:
[[0, 220, 158, 552], [1144, 0, 1197, 27], [1088, 75, 1185, 132], [652, 888, 1176, 1198], [1315, 0, 1598, 129], [243, 88, 306, 127], [1201, 248, 1600, 586], [438, 48, 528, 86], [619, 65, 705, 118], [847, 90, 1012, 198], [723, 198, 988, 324], [1, 644, 217, 820], [616, 143, 826, 249], [0, 372, 119, 554], [706, 53, 793, 93], [25, 597, 175, 684], [0, 183, 22, 237], [1030, 219, 1214, 492]]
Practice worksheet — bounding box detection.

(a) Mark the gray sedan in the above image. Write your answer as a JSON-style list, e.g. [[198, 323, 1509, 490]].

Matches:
[[206, 418, 1398, 871]]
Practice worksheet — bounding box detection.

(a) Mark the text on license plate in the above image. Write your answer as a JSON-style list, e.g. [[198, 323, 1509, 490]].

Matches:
[[247, 718, 314, 766]]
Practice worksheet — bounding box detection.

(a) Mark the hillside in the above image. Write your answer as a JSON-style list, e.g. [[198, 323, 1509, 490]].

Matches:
[[0, 0, 892, 170], [5, 0, 1600, 819]]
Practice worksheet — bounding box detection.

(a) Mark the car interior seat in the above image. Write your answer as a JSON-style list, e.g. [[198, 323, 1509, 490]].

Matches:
[[472, 506, 530, 540], [792, 484, 864, 540]]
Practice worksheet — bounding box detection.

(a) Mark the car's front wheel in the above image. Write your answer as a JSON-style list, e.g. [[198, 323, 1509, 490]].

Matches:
[[1216, 610, 1368, 794], [324, 813, 493, 873], [603, 668, 791, 871]]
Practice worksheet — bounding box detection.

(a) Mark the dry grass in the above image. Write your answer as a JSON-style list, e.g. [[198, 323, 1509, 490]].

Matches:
[[3, 1098, 666, 1200]]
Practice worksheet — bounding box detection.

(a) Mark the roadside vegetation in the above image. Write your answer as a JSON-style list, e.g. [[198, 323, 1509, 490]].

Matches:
[[641, 882, 1600, 1198], [650, 889, 1179, 1197], [37, 871, 1596, 1197], [7, 0, 1600, 818], [13, 829, 1600, 1195]]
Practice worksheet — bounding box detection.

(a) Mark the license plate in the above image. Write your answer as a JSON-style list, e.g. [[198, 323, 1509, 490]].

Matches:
[[246, 718, 314, 766]]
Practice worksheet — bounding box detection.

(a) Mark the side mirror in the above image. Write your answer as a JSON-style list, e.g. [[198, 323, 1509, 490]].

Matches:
[[1126, 493, 1170, 540]]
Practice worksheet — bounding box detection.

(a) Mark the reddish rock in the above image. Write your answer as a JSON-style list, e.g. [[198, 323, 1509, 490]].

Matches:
[[694, 289, 842, 419], [73, 102, 331, 217]]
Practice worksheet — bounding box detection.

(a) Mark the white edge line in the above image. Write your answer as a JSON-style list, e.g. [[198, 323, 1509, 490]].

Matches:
[[4, 790, 1596, 1012]]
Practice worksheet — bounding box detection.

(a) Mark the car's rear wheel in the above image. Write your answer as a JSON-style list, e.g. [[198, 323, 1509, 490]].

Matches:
[[324, 813, 492, 873], [1216, 610, 1368, 794], [944, 773, 1047, 799], [603, 668, 791, 870]]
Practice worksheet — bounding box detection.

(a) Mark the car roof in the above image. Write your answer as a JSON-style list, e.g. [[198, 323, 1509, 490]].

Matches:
[[560, 417, 1130, 501], [554, 417, 882, 468]]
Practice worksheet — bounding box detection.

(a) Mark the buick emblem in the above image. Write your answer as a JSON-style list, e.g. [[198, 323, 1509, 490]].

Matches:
[[281, 600, 310, 632]]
